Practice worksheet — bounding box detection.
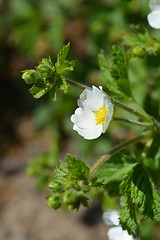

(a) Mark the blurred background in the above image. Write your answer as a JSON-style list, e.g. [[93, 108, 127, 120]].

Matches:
[[0, 0, 159, 239]]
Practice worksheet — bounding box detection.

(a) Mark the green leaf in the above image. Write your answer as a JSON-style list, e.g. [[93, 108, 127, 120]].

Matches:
[[110, 45, 132, 97], [65, 154, 90, 181], [123, 28, 160, 56], [63, 189, 89, 209], [47, 154, 90, 210], [59, 75, 69, 93], [121, 164, 160, 220], [29, 85, 50, 99], [22, 43, 75, 100], [98, 47, 132, 101], [95, 153, 137, 184], [57, 60, 75, 75], [36, 57, 54, 77], [57, 42, 70, 63], [96, 162, 137, 184], [100, 68, 127, 101], [119, 209, 139, 238]]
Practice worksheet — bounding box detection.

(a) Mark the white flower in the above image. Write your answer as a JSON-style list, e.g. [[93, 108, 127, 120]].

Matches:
[[71, 86, 113, 140], [147, 0, 160, 29], [102, 210, 139, 240], [103, 210, 120, 226], [107, 226, 135, 240]]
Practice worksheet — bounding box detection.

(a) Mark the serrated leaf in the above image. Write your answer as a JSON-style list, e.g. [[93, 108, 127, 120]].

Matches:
[[98, 48, 131, 101], [30, 85, 50, 98], [53, 160, 68, 180], [47, 154, 90, 211], [55, 43, 75, 76], [57, 42, 70, 63], [123, 32, 148, 47], [100, 69, 127, 101], [95, 153, 136, 184], [96, 162, 137, 184], [65, 154, 90, 181], [123, 29, 160, 56], [56, 60, 75, 75], [121, 164, 160, 220], [23, 43, 74, 100], [59, 75, 69, 93], [110, 45, 132, 97], [35, 57, 54, 77], [119, 209, 139, 238]]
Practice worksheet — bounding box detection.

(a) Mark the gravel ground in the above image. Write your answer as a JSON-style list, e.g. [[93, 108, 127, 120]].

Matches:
[[0, 122, 108, 240], [0, 172, 107, 240]]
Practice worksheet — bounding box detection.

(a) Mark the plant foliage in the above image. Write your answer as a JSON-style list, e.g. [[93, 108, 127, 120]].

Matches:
[[22, 43, 75, 100], [46, 154, 90, 210]]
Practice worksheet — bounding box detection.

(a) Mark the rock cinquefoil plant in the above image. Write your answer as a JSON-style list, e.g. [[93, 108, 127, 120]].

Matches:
[[23, 32, 160, 239]]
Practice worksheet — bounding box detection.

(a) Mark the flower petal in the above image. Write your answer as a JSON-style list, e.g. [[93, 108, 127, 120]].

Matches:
[[102, 96, 114, 133], [103, 210, 120, 226], [147, 10, 160, 29], [78, 86, 105, 111], [71, 108, 96, 128], [149, 0, 160, 11], [73, 124, 102, 140], [108, 227, 134, 240]]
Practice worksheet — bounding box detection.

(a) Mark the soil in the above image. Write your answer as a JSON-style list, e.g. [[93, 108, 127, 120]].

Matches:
[[0, 119, 108, 240], [0, 173, 107, 240]]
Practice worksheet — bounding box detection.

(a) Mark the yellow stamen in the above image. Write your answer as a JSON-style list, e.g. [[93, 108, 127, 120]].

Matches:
[[95, 106, 109, 125]]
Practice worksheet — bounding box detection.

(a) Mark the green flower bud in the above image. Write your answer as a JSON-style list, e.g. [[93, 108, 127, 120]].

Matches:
[[63, 189, 78, 204], [49, 181, 63, 192], [132, 46, 146, 57], [22, 70, 38, 84], [151, 42, 160, 53], [47, 194, 61, 209]]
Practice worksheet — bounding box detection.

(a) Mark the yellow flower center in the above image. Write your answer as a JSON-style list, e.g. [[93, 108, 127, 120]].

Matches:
[[95, 106, 109, 125]]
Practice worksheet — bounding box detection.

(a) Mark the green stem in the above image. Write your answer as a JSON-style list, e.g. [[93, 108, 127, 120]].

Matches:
[[90, 130, 152, 175], [132, 98, 150, 121], [66, 78, 86, 90], [113, 117, 153, 127], [111, 98, 151, 122], [153, 118, 160, 131], [139, 138, 153, 162]]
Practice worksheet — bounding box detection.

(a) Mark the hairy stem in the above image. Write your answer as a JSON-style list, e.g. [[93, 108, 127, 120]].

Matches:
[[113, 117, 153, 127], [66, 78, 86, 90], [111, 98, 151, 122], [132, 98, 150, 121], [139, 138, 153, 162], [90, 130, 152, 175]]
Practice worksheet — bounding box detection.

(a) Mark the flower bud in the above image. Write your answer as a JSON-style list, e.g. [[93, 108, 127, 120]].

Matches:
[[22, 70, 38, 84], [63, 189, 78, 204], [47, 194, 61, 209], [49, 181, 63, 192], [132, 46, 146, 57]]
